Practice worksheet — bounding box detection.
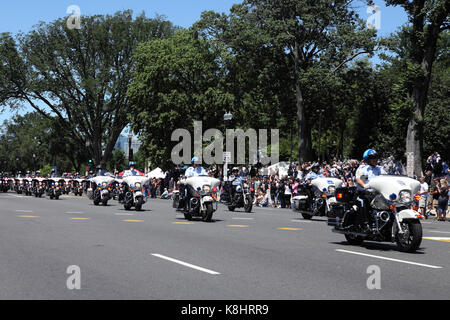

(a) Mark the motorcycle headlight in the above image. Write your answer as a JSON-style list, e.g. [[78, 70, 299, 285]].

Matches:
[[399, 191, 412, 204], [135, 182, 141, 188], [102, 182, 107, 187], [202, 185, 211, 192], [328, 186, 336, 194], [243, 183, 249, 188]]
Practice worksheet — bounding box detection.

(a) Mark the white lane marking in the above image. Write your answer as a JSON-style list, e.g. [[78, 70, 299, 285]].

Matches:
[[428, 231, 450, 234], [335, 249, 442, 269], [115, 213, 134, 216], [15, 210, 33, 213], [151, 253, 221, 275], [291, 219, 311, 223], [232, 217, 254, 220], [66, 211, 84, 214]]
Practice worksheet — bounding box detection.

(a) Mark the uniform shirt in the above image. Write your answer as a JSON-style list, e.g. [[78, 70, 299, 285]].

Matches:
[[185, 166, 208, 178], [355, 165, 387, 185], [123, 169, 139, 177], [305, 171, 324, 181], [229, 174, 244, 186]]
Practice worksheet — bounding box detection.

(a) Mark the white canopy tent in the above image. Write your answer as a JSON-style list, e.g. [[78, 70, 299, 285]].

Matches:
[[259, 162, 290, 177], [147, 167, 167, 179]]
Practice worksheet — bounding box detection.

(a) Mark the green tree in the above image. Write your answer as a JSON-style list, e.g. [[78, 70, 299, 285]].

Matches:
[[383, 0, 449, 175], [127, 29, 233, 170], [0, 11, 177, 167], [196, 0, 377, 162]]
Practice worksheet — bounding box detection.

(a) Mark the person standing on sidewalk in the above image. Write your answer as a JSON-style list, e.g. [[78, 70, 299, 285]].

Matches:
[[437, 179, 449, 221], [419, 177, 429, 219]]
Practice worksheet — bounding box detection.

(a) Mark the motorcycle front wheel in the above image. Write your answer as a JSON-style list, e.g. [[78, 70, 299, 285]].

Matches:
[[203, 203, 213, 222], [395, 220, 422, 253], [302, 213, 313, 220]]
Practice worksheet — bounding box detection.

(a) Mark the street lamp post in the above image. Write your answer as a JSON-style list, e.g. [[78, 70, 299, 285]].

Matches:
[[223, 112, 232, 180], [128, 131, 133, 162], [317, 109, 325, 163]]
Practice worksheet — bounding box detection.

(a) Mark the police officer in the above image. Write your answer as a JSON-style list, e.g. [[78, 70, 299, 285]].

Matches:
[[184, 157, 208, 178], [95, 164, 107, 177], [227, 167, 242, 201], [355, 149, 386, 189], [355, 149, 387, 232], [123, 162, 139, 177], [305, 163, 324, 182]]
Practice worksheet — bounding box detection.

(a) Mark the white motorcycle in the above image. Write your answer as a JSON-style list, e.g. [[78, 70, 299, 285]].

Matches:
[[292, 177, 343, 219], [328, 175, 423, 253], [173, 175, 220, 222], [88, 176, 116, 206], [122, 176, 149, 211]]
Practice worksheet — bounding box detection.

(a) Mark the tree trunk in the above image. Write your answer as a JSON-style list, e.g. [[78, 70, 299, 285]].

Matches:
[[294, 41, 312, 163], [406, 26, 439, 177]]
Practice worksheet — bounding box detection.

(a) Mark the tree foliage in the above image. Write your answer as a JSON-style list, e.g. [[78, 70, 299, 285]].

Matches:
[[0, 11, 177, 167]]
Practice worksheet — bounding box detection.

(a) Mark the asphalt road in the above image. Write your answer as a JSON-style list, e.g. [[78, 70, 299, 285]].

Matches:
[[1, 191, 450, 300]]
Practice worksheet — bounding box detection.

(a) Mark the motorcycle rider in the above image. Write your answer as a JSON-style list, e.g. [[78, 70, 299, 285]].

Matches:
[[95, 164, 107, 177], [305, 163, 323, 182], [355, 149, 387, 232], [123, 162, 139, 177], [179, 157, 208, 210], [303, 163, 324, 211], [185, 157, 208, 178], [227, 167, 243, 202]]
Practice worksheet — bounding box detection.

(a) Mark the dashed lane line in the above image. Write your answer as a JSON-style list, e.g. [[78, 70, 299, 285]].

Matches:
[[335, 249, 443, 269], [151, 253, 220, 275]]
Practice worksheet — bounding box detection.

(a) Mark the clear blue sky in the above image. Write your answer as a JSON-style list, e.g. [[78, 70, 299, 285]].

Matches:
[[0, 0, 407, 123]]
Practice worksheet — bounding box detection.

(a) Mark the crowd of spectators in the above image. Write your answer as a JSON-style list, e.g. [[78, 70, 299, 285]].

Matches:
[[147, 153, 449, 220]]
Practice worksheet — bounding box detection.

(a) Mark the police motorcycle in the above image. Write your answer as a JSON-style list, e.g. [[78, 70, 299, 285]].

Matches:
[[1, 176, 10, 193], [14, 177, 26, 194], [224, 176, 254, 213], [23, 177, 34, 196], [45, 178, 62, 200], [70, 179, 82, 196], [173, 174, 221, 222], [292, 177, 343, 219], [62, 176, 72, 195], [327, 175, 423, 253], [32, 177, 46, 198], [121, 176, 149, 211], [87, 176, 115, 206], [112, 178, 122, 201]]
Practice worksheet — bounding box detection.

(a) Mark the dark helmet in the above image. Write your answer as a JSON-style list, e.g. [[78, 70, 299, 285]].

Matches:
[[129, 161, 136, 168], [363, 149, 378, 160]]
